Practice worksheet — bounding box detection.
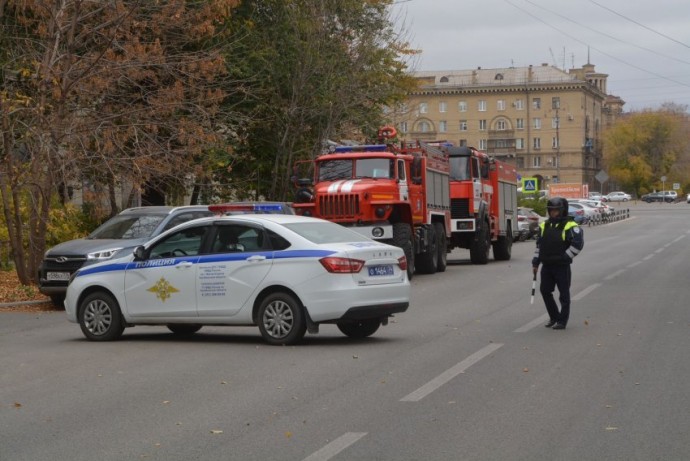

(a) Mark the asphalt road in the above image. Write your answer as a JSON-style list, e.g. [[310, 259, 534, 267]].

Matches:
[[1, 202, 689, 461]]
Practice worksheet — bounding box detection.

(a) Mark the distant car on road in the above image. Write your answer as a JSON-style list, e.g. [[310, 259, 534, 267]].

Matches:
[[641, 191, 677, 203], [603, 191, 631, 202], [64, 214, 410, 345]]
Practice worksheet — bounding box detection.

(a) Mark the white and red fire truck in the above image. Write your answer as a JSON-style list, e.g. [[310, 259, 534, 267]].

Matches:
[[292, 129, 451, 279]]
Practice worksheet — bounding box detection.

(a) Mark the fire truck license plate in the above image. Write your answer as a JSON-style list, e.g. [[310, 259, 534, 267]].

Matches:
[[368, 265, 394, 276], [47, 272, 71, 281]]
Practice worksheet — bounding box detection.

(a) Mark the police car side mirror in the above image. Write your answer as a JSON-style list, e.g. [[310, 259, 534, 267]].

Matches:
[[133, 246, 147, 261]]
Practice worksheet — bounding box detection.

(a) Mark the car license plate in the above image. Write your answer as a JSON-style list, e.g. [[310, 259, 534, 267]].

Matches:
[[368, 265, 394, 276], [47, 272, 71, 281]]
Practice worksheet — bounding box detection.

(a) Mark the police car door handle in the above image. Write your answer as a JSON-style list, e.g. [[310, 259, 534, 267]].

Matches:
[[246, 255, 266, 262], [175, 262, 194, 269]]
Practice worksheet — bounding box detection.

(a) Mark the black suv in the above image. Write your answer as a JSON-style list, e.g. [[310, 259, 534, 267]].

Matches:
[[38, 206, 213, 305]]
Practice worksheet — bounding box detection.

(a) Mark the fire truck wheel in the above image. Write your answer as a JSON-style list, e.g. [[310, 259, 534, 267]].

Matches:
[[392, 223, 415, 280], [415, 224, 438, 274], [492, 226, 513, 261], [337, 319, 381, 338], [470, 221, 490, 265], [433, 222, 447, 272]]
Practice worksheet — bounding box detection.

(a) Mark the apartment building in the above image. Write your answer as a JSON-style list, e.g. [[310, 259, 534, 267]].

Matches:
[[392, 62, 624, 191]]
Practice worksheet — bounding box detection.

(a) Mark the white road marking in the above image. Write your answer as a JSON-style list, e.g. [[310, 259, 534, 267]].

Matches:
[[672, 235, 685, 243], [642, 254, 654, 261], [655, 248, 664, 253], [604, 269, 625, 281], [627, 261, 642, 268], [400, 343, 503, 402], [515, 313, 550, 333], [303, 432, 367, 461], [572, 283, 601, 301]]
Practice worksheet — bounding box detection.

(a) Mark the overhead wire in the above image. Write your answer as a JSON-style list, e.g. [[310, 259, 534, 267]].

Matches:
[[504, 0, 690, 90], [587, 0, 690, 49]]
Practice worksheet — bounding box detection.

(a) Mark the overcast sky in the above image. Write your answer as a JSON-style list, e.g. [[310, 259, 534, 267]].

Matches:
[[390, 0, 690, 112]]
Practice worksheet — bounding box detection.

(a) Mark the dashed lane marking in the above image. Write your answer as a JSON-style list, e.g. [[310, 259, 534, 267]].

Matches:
[[302, 432, 368, 461], [400, 343, 503, 402]]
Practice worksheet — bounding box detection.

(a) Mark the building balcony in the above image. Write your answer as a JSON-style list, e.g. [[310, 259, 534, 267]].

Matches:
[[488, 129, 515, 139]]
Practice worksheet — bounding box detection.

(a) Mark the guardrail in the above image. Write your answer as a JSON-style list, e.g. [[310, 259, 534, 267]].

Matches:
[[586, 208, 630, 226]]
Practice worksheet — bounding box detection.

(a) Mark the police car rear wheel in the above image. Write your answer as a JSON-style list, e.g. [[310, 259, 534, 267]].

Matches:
[[258, 292, 306, 345], [78, 292, 124, 341], [337, 319, 381, 338]]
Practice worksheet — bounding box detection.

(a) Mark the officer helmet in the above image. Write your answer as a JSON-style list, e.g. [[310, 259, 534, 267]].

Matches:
[[546, 197, 569, 217]]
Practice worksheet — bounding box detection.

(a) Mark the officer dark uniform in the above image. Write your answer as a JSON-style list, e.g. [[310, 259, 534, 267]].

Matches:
[[532, 197, 584, 330]]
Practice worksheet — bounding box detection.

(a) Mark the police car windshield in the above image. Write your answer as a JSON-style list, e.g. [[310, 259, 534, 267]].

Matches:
[[283, 222, 371, 244], [88, 215, 166, 239]]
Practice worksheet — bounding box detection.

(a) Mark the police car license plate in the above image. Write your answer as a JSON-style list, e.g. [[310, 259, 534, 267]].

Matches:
[[47, 272, 71, 281], [368, 265, 394, 276]]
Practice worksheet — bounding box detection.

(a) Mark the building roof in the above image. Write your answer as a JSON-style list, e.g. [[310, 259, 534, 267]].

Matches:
[[413, 64, 580, 87]]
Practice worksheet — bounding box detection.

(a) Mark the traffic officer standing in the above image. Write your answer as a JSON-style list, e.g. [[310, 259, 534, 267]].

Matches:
[[532, 197, 584, 329]]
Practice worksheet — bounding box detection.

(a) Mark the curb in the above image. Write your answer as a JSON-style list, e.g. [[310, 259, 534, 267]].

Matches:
[[0, 299, 53, 308]]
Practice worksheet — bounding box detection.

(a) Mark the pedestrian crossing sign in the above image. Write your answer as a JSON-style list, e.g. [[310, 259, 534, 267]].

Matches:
[[522, 177, 538, 193]]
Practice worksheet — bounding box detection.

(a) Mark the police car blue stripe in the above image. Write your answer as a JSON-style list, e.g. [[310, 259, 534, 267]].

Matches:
[[74, 250, 337, 278]]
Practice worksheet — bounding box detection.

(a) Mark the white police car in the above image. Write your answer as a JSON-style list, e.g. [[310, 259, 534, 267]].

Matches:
[[64, 214, 410, 345]]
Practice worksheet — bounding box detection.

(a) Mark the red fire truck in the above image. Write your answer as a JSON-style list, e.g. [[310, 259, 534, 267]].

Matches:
[[445, 146, 518, 264], [292, 134, 451, 279]]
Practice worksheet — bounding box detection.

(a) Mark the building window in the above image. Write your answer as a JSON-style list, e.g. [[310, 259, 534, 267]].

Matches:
[[552, 137, 559, 148], [552, 97, 560, 109], [479, 120, 487, 131], [497, 99, 506, 111], [533, 98, 541, 109], [516, 138, 524, 149], [459, 139, 468, 146], [400, 122, 408, 133], [419, 102, 428, 114], [479, 139, 488, 150], [459, 120, 468, 131], [515, 99, 524, 110], [552, 117, 560, 128], [516, 156, 525, 168], [516, 118, 524, 130], [439, 120, 447, 132], [439, 101, 447, 113], [496, 140, 507, 148], [418, 121, 431, 132], [533, 138, 541, 150], [533, 155, 541, 167], [478, 100, 487, 111], [533, 118, 541, 129], [496, 120, 506, 130], [458, 101, 467, 112]]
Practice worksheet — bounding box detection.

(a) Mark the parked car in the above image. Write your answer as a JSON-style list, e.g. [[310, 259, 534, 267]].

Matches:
[[641, 191, 677, 203], [588, 192, 603, 200], [603, 191, 631, 202], [516, 207, 544, 241], [687, 193, 690, 204], [568, 202, 598, 223], [64, 214, 410, 345], [567, 205, 586, 224], [39, 206, 214, 305], [571, 199, 613, 219]]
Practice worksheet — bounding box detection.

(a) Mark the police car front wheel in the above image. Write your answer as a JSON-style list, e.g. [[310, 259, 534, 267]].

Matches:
[[78, 291, 125, 341]]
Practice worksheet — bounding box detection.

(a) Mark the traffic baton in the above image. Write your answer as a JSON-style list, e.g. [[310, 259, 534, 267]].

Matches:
[[530, 271, 537, 304]]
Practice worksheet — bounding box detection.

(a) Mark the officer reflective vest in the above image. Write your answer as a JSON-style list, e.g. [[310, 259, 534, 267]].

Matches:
[[538, 220, 579, 265]]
